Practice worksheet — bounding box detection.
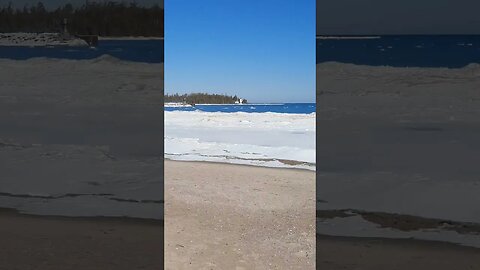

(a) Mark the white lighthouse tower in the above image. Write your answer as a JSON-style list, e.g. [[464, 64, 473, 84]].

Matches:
[[61, 18, 71, 40]]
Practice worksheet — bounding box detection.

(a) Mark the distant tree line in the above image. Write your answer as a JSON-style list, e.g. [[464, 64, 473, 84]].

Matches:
[[165, 93, 248, 104], [0, 1, 163, 37]]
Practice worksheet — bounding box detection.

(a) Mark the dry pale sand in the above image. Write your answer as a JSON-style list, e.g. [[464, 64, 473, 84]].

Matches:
[[0, 208, 163, 270], [164, 160, 316, 269]]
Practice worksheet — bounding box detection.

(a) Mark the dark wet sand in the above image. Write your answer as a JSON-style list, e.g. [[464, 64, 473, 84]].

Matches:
[[0, 208, 163, 270], [317, 209, 480, 235], [317, 235, 480, 270]]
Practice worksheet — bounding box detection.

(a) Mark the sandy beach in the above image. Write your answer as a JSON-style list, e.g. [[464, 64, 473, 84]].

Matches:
[[165, 160, 315, 269], [316, 62, 480, 263], [0, 56, 164, 268]]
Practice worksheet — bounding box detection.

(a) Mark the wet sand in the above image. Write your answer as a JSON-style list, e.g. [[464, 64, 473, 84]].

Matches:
[[164, 160, 316, 269], [0, 208, 163, 270], [317, 235, 480, 270]]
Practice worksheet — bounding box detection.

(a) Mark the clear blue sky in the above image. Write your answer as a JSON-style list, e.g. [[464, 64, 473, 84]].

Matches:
[[165, 0, 315, 103]]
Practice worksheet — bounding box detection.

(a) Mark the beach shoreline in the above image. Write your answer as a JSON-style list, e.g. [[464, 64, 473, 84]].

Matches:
[[0, 56, 164, 219], [317, 61, 480, 247], [0, 31, 165, 269], [164, 157, 314, 172]]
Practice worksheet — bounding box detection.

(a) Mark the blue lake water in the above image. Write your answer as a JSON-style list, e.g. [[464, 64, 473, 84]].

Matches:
[[165, 103, 316, 114], [0, 39, 164, 63], [317, 35, 480, 68]]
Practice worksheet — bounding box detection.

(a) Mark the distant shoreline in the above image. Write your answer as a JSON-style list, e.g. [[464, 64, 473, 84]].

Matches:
[[165, 103, 283, 106], [99, 36, 164, 41], [0, 33, 164, 47], [165, 102, 314, 106]]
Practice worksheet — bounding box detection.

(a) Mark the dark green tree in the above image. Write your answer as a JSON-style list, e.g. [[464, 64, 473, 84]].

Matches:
[[0, 1, 164, 37]]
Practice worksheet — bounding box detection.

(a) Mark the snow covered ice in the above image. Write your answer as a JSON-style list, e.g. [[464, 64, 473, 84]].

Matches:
[[165, 111, 316, 170]]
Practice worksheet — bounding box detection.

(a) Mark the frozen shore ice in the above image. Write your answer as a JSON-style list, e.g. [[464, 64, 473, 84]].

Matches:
[[165, 111, 316, 170], [0, 32, 88, 47]]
